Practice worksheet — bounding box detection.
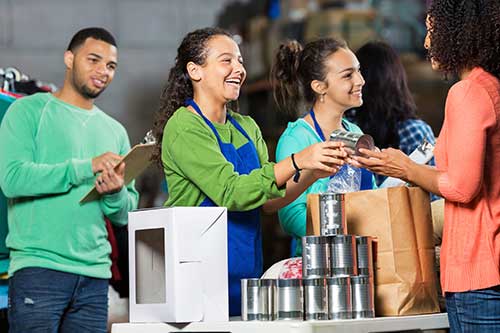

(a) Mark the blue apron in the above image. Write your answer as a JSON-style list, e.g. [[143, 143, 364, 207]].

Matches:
[[186, 99, 262, 316], [309, 109, 373, 190]]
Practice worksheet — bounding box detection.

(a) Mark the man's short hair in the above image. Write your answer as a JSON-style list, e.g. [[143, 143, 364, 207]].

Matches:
[[67, 27, 117, 52]]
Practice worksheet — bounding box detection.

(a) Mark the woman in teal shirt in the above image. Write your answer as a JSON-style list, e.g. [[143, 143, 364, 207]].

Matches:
[[272, 38, 376, 256]]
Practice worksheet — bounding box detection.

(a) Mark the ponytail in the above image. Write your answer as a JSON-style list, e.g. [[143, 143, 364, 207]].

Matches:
[[271, 40, 303, 116], [271, 38, 347, 117]]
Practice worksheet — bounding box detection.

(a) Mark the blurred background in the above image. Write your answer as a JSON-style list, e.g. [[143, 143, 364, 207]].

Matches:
[[0, 0, 453, 270]]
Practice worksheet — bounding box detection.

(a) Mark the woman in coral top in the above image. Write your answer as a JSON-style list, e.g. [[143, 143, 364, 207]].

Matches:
[[351, 0, 500, 331]]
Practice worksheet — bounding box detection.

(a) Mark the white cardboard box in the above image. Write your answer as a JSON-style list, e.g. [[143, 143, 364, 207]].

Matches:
[[128, 207, 228, 323]]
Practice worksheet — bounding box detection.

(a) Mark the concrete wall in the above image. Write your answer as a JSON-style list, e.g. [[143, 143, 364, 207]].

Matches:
[[0, 0, 231, 143]]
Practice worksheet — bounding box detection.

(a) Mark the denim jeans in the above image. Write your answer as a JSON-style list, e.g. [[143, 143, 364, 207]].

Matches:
[[8, 267, 108, 333], [445, 285, 500, 333]]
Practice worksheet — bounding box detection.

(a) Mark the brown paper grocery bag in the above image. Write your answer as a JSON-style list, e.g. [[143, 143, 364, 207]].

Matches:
[[306, 187, 440, 316]]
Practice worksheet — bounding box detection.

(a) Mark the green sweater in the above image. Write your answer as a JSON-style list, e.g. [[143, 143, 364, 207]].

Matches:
[[0, 93, 15, 274], [276, 118, 376, 256], [0, 93, 139, 278], [162, 107, 284, 209]]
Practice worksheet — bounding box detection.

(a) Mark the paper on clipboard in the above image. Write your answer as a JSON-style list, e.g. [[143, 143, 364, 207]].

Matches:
[[80, 143, 154, 203]]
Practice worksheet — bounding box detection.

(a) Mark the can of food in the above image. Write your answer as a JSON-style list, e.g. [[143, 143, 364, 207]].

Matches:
[[329, 235, 357, 276], [276, 279, 303, 320], [319, 193, 346, 235], [241, 278, 260, 321], [302, 236, 330, 278], [356, 236, 374, 277], [327, 276, 352, 320], [303, 277, 328, 320], [330, 129, 375, 156], [351, 276, 375, 319], [259, 279, 277, 320]]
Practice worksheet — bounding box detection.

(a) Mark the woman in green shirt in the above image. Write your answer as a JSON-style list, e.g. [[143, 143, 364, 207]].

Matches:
[[151, 28, 347, 315]]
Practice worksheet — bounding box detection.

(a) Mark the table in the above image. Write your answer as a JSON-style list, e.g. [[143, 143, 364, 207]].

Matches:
[[112, 313, 449, 333]]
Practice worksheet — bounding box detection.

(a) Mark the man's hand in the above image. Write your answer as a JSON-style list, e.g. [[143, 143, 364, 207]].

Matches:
[[95, 161, 126, 195], [92, 152, 122, 174]]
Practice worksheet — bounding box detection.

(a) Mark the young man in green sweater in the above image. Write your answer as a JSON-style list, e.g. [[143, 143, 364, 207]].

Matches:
[[0, 27, 138, 332]]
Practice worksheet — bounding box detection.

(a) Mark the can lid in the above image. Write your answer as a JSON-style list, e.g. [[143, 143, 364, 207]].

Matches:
[[302, 235, 329, 244], [241, 278, 260, 287], [319, 193, 344, 201], [260, 279, 276, 287], [356, 135, 375, 154], [331, 234, 355, 244], [351, 276, 371, 284], [277, 278, 302, 287], [302, 277, 325, 286], [355, 235, 373, 244], [326, 276, 350, 285]]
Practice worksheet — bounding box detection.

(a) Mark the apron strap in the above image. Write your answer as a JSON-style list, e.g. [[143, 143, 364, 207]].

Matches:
[[186, 99, 224, 146], [226, 113, 258, 153], [187, 98, 258, 154], [309, 108, 326, 141], [309, 108, 351, 142]]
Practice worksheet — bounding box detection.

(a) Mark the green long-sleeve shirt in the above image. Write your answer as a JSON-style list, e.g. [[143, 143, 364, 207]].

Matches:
[[162, 107, 284, 209], [0, 93, 139, 278]]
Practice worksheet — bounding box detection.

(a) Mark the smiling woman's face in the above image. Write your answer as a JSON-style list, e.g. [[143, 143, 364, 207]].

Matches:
[[194, 35, 246, 104], [319, 47, 365, 111]]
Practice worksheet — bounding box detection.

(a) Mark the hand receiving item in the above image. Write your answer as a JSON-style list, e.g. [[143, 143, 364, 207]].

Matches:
[[349, 147, 413, 181]]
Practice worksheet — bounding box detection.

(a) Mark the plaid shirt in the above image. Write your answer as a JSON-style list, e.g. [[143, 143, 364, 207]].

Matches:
[[398, 119, 440, 201], [398, 118, 436, 156], [373, 119, 436, 188]]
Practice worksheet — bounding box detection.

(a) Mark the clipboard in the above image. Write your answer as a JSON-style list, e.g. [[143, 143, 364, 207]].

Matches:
[[80, 143, 155, 203]]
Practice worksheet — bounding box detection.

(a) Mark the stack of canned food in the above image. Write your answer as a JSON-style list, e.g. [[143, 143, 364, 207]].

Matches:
[[241, 193, 376, 321]]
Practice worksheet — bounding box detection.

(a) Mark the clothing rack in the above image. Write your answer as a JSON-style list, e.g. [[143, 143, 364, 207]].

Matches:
[[0, 67, 57, 96]]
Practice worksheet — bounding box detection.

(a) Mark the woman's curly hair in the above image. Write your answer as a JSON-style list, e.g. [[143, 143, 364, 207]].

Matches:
[[427, 0, 500, 79], [151, 27, 233, 167]]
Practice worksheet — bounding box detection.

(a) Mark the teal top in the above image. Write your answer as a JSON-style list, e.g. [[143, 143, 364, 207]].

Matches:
[[276, 117, 376, 256], [0, 93, 139, 278], [162, 107, 285, 209]]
